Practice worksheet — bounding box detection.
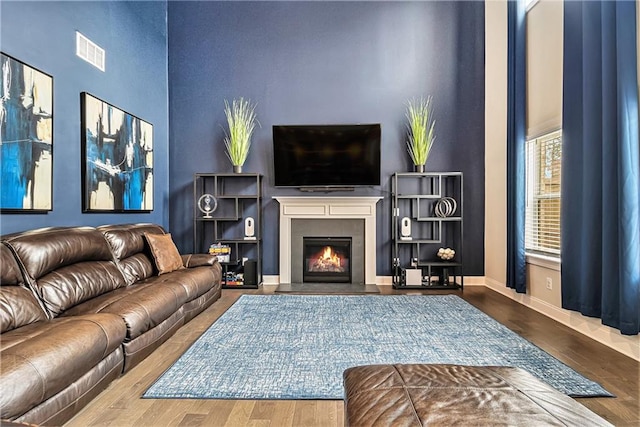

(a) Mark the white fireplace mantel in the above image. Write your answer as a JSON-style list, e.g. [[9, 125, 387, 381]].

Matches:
[[274, 196, 382, 284]]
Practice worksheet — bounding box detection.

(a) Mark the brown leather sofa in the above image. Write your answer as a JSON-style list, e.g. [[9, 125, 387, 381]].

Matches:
[[343, 364, 612, 426], [0, 223, 222, 426]]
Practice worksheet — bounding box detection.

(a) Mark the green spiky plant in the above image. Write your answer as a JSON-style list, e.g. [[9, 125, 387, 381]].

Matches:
[[223, 98, 259, 172], [405, 96, 436, 170]]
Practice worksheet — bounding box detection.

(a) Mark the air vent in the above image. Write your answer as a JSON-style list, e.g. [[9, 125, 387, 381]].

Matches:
[[76, 31, 105, 71]]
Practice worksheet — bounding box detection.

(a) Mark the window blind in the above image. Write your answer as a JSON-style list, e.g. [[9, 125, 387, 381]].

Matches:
[[525, 130, 562, 256]]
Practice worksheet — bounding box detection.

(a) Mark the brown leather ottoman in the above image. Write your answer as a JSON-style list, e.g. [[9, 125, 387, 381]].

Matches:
[[343, 364, 612, 426]]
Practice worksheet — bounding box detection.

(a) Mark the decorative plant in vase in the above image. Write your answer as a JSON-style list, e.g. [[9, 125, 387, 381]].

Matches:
[[223, 97, 259, 173], [405, 96, 436, 173]]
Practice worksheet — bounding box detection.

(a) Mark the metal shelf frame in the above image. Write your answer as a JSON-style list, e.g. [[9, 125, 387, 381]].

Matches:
[[391, 172, 464, 290], [193, 173, 263, 289]]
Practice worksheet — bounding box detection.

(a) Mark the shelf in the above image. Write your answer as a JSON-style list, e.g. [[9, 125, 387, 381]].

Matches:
[[417, 261, 462, 267], [222, 284, 259, 289], [397, 239, 444, 244], [195, 172, 261, 178], [195, 217, 240, 222], [215, 195, 263, 199], [394, 171, 463, 178], [396, 194, 443, 199], [219, 260, 243, 266], [194, 173, 263, 288], [414, 217, 462, 222], [391, 171, 464, 289]]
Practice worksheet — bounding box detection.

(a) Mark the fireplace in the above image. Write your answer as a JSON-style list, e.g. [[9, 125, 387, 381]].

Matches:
[[274, 196, 382, 285], [303, 237, 352, 283]]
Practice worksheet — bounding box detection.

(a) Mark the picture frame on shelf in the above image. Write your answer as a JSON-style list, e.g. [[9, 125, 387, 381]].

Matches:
[[81, 92, 153, 212], [0, 53, 53, 212]]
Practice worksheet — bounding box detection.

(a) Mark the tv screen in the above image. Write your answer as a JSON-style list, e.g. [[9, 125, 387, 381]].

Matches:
[[273, 124, 381, 187]]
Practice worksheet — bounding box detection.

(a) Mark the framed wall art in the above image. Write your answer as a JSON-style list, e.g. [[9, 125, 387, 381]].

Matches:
[[0, 53, 53, 212], [81, 92, 153, 212]]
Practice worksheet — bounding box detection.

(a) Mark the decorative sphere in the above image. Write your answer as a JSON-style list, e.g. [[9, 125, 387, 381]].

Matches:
[[437, 247, 455, 260]]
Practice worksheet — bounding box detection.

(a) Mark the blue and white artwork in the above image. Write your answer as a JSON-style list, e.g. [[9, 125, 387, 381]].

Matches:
[[0, 53, 53, 212], [82, 92, 153, 212]]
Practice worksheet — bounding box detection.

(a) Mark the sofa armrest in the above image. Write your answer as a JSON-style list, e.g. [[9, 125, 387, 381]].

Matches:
[[181, 254, 218, 268]]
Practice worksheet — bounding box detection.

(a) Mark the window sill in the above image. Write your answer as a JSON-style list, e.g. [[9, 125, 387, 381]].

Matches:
[[525, 252, 561, 271]]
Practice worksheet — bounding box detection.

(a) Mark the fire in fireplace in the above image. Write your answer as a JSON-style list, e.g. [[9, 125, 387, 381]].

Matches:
[[303, 237, 352, 283]]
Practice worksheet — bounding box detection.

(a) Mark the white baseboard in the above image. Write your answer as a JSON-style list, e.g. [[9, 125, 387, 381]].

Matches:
[[376, 276, 393, 286], [484, 277, 640, 362], [462, 276, 486, 286], [263, 275, 280, 285]]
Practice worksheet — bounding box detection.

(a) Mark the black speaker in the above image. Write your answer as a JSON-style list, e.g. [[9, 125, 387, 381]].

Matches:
[[243, 260, 257, 286]]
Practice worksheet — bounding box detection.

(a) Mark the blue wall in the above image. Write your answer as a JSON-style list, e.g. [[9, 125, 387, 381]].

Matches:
[[0, 1, 169, 233], [0, 1, 484, 277], [168, 1, 485, 276]]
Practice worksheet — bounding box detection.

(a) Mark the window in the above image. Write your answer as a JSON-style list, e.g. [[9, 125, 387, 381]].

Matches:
[[525, 0, 563, 260], [525, 130, 562, 256]]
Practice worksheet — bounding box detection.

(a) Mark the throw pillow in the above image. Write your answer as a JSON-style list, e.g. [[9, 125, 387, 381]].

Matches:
[[144, 232, 185, 275]]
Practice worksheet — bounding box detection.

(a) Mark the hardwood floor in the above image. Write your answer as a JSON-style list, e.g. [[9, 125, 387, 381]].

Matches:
[[66, 286, 639, 427]]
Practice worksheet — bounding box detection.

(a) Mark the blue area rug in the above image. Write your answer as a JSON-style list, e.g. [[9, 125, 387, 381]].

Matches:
[[144, 295, 612, 399]]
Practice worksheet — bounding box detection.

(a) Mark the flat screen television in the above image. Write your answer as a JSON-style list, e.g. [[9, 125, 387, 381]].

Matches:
[[273, 124, 381, 188]]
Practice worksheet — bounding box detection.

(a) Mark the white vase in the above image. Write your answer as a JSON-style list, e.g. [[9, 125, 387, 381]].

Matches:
[[414, 164, 425, 173], [233, 165, 243, 173]]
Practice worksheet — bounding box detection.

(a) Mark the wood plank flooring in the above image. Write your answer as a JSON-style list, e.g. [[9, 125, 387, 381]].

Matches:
[[65, 286, 639, 427]]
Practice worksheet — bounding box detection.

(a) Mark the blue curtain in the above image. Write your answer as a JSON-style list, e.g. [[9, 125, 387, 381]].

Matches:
[[506, 0, 527, 293], [562, 0, 640, 335]]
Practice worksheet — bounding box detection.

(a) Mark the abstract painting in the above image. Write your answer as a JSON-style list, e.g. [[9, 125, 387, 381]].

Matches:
[[81, 92, 153, 212], [0, 53, 53, 212]]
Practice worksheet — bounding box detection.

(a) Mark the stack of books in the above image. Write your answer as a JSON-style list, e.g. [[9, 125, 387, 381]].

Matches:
[[209, 243, 231, 263], [224, 271, 244, 286]]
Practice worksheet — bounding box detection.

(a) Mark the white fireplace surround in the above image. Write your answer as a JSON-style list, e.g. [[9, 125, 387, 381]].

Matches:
[[274, 196, 382, 284]]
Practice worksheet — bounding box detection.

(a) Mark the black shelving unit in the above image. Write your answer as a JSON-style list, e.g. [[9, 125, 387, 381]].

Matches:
[[391, 172, 463, 289], [193, 173, 262, 289]]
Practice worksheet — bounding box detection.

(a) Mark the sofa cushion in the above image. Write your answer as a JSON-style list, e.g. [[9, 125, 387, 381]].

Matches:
[[160, 264, 222, 301], [0, 287, 48, 334], [181, 253, 219, 268], [99, 223, 165, 284], [14, 347, 124, 426], [99, 282, 187, 340], [37, 261, 127, 317], [144, 232, 185, 275], [3, 227, 127, 317], [3, 227, 116, 281], [0, 313, 126, 421], [1, 243, 24, 286], [112, 252, 156, 285], [0, 244, 48, 333], [343, 364, 612, 427], [99, 223, 165, 260], [61, 279, 188, 341]]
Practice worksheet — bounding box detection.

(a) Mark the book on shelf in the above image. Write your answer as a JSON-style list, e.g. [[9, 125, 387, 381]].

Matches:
[[210, 243, 231, 263], [224, 272, 244, 286]]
